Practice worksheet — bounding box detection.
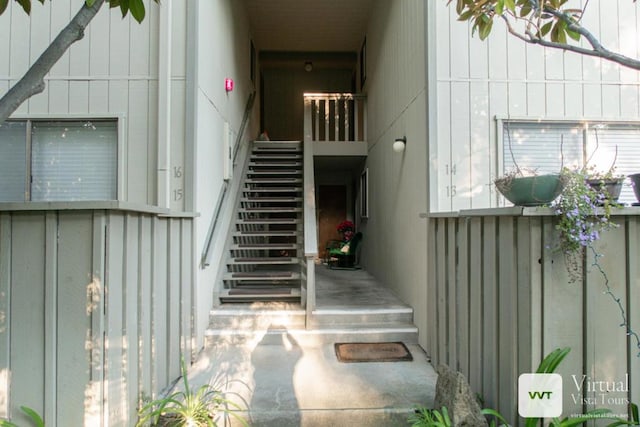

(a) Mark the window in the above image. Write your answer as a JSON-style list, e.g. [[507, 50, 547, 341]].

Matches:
[[501, 120, 640, 205], [360, 168, 369, 218], [0, 119, 118, 202]]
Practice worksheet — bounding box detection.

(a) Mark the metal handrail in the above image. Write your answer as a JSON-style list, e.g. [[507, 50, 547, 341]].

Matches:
[[201, 91, 256, 267]]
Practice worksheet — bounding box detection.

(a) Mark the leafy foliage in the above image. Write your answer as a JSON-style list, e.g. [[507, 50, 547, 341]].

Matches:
[[0, 406, 45, 427], [408, 406, 453, 427], [446, 0, 640, 70], [0, 0, 158, 23], [136, 357, 247, 427]]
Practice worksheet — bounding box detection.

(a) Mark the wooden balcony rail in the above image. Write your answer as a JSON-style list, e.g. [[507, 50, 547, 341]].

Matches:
[[304, 93, 367, 143]]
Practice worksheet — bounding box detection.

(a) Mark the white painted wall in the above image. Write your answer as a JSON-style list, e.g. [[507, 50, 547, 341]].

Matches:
[[359, 0, 430, 347], [191, 0, 259, 342], [430, 0, 640, 212]]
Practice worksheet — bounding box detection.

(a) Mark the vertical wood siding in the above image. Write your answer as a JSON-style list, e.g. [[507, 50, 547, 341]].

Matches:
[[0, 0, 187, 206], [428, 213, 640, 422], [0, 209, 194, 426], [432, 0, 640, 212]]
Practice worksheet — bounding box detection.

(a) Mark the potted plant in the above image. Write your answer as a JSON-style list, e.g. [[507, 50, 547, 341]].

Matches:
[[551, 167, 619, 282], [495, 169, 567, 206]]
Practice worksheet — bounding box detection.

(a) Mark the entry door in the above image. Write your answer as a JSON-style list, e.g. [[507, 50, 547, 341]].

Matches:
[[317, 185, 347, 259]]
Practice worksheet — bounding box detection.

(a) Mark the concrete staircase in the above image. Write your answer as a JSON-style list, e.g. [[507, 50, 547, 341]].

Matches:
[[219, 141, 304, 303]]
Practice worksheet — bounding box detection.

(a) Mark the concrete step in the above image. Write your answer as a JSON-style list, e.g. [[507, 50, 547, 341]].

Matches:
[[309, 307, 415, 327], [205, 322, 419, 347], [227, 409, 421, 427], [208, 306, 306, 330], [218, 287, 302, 303]]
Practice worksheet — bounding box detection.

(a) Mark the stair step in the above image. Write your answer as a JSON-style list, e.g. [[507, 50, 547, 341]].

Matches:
[[242, 187, 302, 193], [249, 161, 302, 167], [208, 306, 306, 329], [241, 197, 303, 203], [245, 178, 302, 184], [231, 243, 298, 250], [224, 271, 301, 280], [239, 207, 302, 213], [309, 307, 415, 327], [251, 154, 302, 160], [247, 171, 302, 176], [205, 322, 419, 346], [236, 218, 301, 225], [218, 287, 302, 303], [233, 230, 300, 237], [228, 257, 300, 265], [253, 141, 301, 149]]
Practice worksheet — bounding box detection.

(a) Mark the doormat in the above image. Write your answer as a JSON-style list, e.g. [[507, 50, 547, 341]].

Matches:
[[334, 342, 413, 363]]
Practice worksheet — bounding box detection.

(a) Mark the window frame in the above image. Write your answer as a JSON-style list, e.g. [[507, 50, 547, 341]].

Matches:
[[1, 114, 125, 203], [496, 116, 640, 206]]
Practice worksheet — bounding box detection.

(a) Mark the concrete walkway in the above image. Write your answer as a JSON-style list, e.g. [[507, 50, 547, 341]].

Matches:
[[189, 267, 438, 426]]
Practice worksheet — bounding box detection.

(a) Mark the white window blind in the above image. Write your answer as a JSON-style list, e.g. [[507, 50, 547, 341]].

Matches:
[[503, 122, 583, 174], [503, 121, 640, 206], [31, 121, 117, 201], [0, 121, 27, 202]]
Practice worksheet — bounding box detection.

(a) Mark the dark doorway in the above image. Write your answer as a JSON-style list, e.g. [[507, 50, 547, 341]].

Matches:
[[317, 185, 347, 259]]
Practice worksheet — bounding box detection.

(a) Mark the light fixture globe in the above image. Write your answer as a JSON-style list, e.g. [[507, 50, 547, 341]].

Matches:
[[393, 136, 406, 153]]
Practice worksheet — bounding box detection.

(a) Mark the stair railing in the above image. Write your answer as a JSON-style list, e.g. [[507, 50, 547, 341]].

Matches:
[[301, 138, 318, 321], [303, 92, 367, 143], [201, 91, 256, 268]]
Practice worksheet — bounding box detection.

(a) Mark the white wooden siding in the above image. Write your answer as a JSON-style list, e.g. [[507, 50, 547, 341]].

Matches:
[[0, 0, 187, 206], [0, 207, 195, 426], [431, 0, 640, 212]]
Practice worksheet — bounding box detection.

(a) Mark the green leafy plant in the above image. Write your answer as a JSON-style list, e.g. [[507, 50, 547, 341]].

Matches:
[[408, 406, 452, 427], [0, 406, 45, 427], [482, 348, 640, 427], [136, 357, 247, 427], [551, 167, 618, 282]]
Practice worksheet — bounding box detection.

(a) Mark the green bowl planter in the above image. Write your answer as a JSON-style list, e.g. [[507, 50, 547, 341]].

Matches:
[[586, 178, 624, 202], [495, 174, 566, 207]]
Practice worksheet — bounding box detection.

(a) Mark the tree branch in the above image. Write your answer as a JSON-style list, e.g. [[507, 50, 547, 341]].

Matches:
[[0, 0, 106, 125], [501, 3, 640, 71]]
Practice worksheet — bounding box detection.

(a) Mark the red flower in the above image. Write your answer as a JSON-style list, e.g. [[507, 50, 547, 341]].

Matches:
[[337, 220, 354, 233]]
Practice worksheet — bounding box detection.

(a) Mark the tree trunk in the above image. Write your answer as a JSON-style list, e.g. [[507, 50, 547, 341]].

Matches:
[[0, 0, 106, 125]]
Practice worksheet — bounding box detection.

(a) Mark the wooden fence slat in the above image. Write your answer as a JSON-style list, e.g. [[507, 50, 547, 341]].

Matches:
[[447, 219, 458, 369], [482, 216, 498, 408], [0, 214, 10, 419], [468, 217, 483, 394], [427, 219, 439, 361], [436, 219, 448, 365], [457, 218, 470, 377], [498, 216, 517, 421]]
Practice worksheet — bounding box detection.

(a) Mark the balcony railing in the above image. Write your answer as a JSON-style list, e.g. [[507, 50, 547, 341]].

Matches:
[[303, 93, 367, 143]]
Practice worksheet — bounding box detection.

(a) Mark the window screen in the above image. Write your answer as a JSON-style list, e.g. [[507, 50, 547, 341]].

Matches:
[[0, 119, 117, 202]]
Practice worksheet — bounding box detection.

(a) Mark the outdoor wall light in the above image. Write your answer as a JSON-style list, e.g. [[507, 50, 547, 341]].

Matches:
[[304, 61, 313, 72], [393, 136, 407, 153]]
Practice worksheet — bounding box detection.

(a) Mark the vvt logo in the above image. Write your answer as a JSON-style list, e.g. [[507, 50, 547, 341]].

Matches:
[[518, 374, 563, 418]]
